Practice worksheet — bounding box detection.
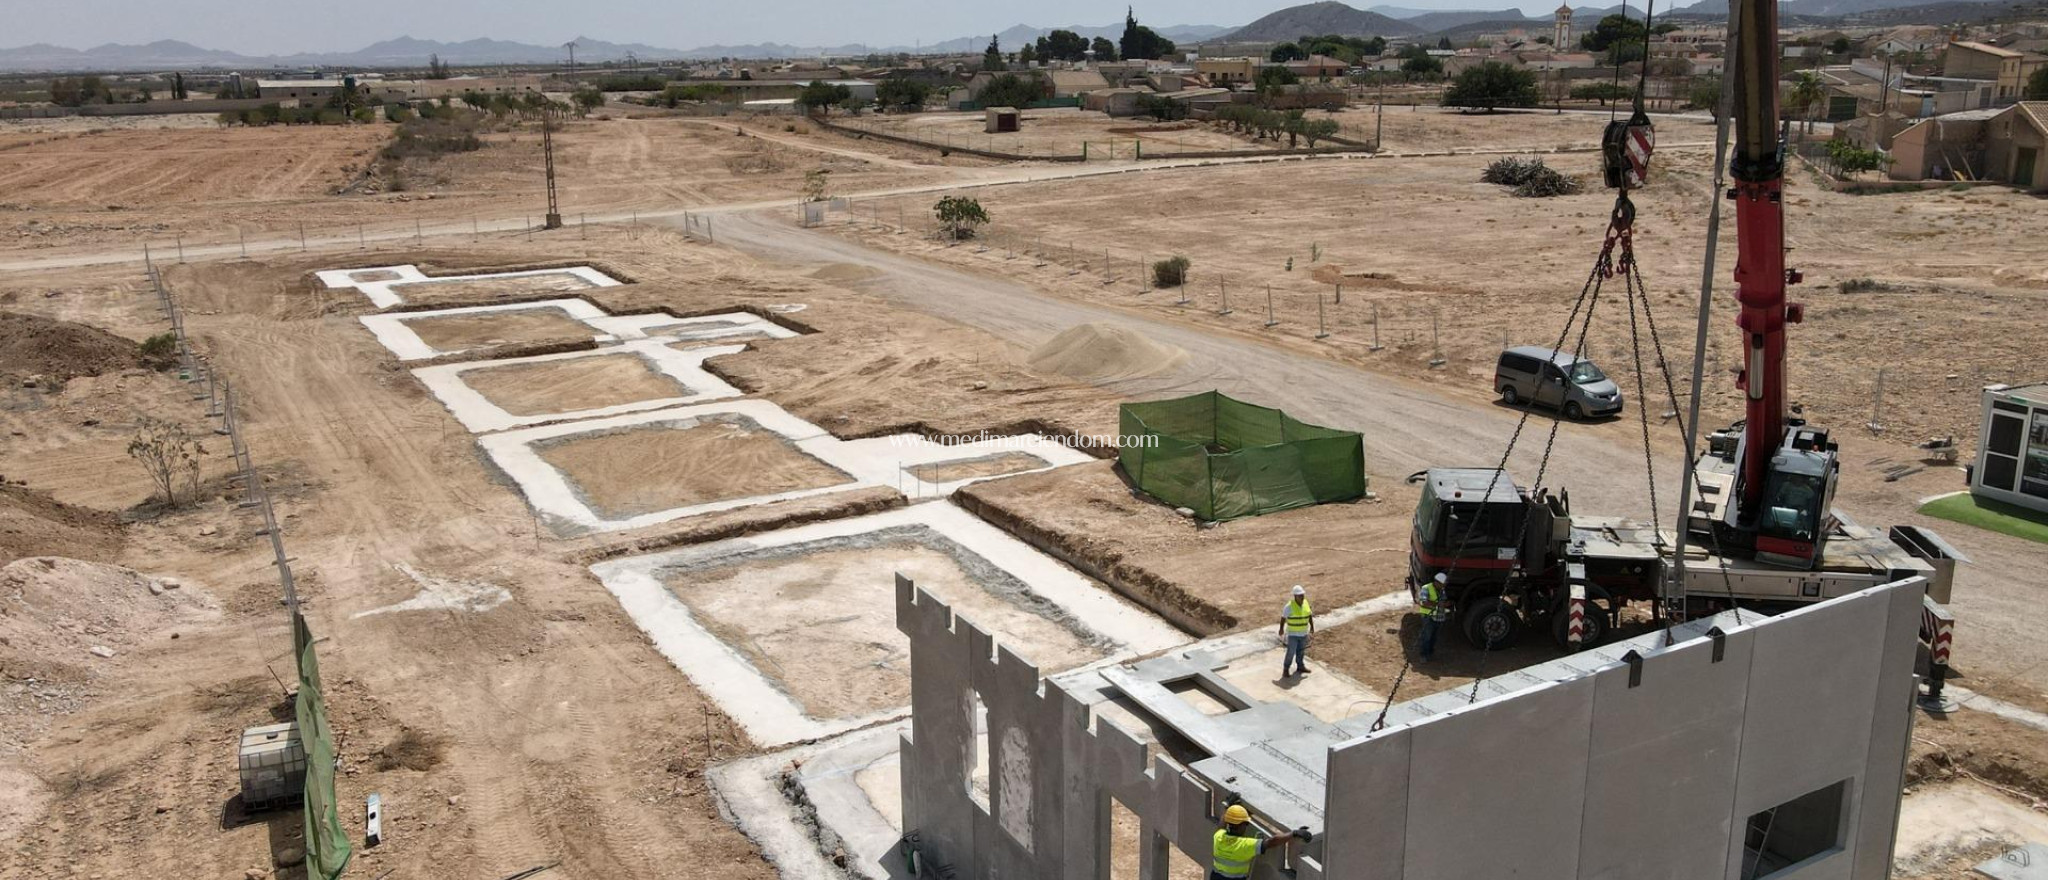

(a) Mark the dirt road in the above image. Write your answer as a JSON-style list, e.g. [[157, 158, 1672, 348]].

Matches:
[[705, 211, 1677, 519]]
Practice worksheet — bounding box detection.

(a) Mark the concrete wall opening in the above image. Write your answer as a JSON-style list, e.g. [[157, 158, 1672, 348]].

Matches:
[[1107, 794, 1202, 880], [966, 689, 990, 810], [1744, 778, 1852, 878]]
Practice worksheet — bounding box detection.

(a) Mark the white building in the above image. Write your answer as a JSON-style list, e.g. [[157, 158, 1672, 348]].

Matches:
[[1972, 383, 2048, 513]]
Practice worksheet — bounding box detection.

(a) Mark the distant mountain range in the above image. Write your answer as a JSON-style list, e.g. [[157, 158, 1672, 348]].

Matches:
[[0, 23, 1234, 72], [1, 0, 2021, 73]]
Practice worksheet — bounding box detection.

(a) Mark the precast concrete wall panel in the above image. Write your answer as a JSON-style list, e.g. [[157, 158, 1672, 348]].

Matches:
[[1404, 677, 1597, 880], [1322, 728, 1412, 880], [1577, 625, 1755, 880], [1726, 590, 1890, 880], [1850, 583, 1925, 880]]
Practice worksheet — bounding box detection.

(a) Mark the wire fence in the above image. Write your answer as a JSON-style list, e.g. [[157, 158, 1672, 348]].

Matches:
[[817, 116, 1374, 162], [808, 193, 1708, 388]]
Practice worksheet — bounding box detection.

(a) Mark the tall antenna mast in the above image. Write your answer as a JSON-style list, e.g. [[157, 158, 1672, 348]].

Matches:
[[542, 106, 563, 229]]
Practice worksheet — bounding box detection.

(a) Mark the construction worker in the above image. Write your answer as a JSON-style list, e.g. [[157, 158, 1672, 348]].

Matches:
[[1418, 573, 1450, 661], [1278, 585, 1314, 677], [1211, 802, 1311, 880]]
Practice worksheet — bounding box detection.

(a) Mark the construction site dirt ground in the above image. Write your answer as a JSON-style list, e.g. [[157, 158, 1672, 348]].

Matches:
[[4, 103, 2047, 880]]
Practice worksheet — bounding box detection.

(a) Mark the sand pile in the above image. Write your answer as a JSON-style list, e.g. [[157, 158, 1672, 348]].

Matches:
[[0, 484, 122, 565], [809, 263, 884, 284], [1026, 323, 1189, 383], [0, 312, 157, 386], [0, 557, 215, 685]]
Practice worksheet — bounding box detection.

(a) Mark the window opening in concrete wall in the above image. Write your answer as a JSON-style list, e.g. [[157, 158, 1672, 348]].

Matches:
[[1742, 778, 1851, 879], [966, 689, 990, 811], [1107, 794, 1204, 880]]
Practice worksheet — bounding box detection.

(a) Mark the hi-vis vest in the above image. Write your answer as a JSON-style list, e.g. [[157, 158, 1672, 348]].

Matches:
[[1284, 599, 1313, 635], [1212, 829, 1259, 878], [1421, 582, 1448, 620]]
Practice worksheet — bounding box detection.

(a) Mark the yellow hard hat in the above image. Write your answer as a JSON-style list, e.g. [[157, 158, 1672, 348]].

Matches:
[[1223, 804, 1250, 825]]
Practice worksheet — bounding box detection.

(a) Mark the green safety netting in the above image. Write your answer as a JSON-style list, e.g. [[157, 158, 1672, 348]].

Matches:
[[1118, 391, 1366, 521], [294, 612, 352, 880]]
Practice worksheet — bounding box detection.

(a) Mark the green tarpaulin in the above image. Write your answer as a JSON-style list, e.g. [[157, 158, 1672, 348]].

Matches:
[[294, 612, 352, 880], [1119, 391, 1366, 521]]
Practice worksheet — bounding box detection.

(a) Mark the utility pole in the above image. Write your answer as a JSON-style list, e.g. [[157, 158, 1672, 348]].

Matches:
[[542, 108, 563, 229], [564, 41, 579, 73]]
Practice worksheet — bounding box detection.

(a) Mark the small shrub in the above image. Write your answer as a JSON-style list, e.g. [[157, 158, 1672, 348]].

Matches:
[[1837, 278, 1885, 293], [139, 332, 178, 366], [1153, 255, 1190, 287]]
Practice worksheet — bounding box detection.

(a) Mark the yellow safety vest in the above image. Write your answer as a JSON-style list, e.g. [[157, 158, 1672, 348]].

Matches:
[[1284, 599, 1313, 635], [1212, 829, 1259, 878], [1421, 582, 1448, 621]]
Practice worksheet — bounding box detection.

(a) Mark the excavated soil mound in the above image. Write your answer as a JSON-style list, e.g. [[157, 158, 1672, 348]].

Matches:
[[0, 484, 122, 565], [1026, 322, 1189, 383], [0, 312, 152, 386], [0, 557, 215, 685], [809, 263, 885, 284]]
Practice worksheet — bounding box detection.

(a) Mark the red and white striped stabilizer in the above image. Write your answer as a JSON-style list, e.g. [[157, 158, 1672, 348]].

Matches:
[[1624, 123, 1655, 189], [1568, 584, 1587, 648], [1920, 596, 1955, 668]]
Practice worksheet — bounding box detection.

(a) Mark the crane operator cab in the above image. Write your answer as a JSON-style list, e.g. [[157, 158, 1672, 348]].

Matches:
[[1754, 429, 1840, 568]]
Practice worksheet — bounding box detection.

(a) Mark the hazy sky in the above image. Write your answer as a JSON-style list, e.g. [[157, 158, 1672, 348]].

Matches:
[[10, 0, 1553, 53]]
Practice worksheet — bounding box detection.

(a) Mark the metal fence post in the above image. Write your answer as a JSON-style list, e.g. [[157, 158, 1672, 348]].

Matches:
[[1316, 294, 1329, 339], [1265, 285, 1277, 327]]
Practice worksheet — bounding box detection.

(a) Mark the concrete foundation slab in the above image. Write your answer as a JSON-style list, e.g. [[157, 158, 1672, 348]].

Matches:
[[1977, 843, 2048, 880], [412, 340, 747, 433], [360, 299, 616, 361], [590, 503, 1187, 747], [482, 399, 1092, 534], [316, 263, 621, 309]]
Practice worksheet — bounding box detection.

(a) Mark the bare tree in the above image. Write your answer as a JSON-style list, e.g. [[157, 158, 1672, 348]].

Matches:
[[126, 416, 207, 508]]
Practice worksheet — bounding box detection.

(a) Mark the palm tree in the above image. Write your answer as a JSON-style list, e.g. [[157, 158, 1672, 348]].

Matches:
[[1789, 71, 1825, 136]]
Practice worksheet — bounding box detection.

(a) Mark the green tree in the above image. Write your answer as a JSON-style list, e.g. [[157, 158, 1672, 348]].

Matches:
[[798, 80, 853, 114], [1039, 29, 1089, 62], [428, 53, 450, 79], [875, 78, 932, 110], [1018, 42, 1037, 65], [1444, 61, 1539, 111], [1399, 45, 1442, 79], [572, 87, 606, 116], [1270, 42, 1306, 63], [1688, 74, 1724, 116], [1137, 93, 1186, 120], [1091, 37, 1117, 61], [1579, 14, 1646, 53], [461, 91, 488, 110], [172, 72, 187, 99], [1119, 7, 1176, 60], [1788, 70, 1825, 133], [1825, 138, 1890, 177], [976, 72, 1046, 109], [49, 77, 81, 106], [2026, 65, 2048, 101], [1437, 36, 1454, 50], [934, 196, 989, 240], [1571, 81, 1632, 106], [983, 36, 1005, 71], [1302, 117, 1340, 147], [1829, 36, 1851, 54]]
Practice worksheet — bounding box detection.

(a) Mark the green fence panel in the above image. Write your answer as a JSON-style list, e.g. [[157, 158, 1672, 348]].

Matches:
[[294, 613, 353, 880], [1116, 391, 1366, 521]]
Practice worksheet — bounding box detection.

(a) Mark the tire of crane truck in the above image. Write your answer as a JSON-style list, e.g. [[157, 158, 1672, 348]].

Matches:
[[1461, 597, 1523, 650], [1550, 592, 1610, 651]]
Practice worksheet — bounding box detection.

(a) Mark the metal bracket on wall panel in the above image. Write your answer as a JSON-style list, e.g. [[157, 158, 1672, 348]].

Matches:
[[1623, 650, 1645, 688], [1708, 627, 1727, 663]]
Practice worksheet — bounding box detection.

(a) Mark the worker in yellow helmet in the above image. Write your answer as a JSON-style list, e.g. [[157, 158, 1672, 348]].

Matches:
[[1211, 800, 1311, 880]]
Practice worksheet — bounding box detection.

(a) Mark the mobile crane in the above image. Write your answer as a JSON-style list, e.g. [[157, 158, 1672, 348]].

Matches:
[[1403, 0, 1965, 662]]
